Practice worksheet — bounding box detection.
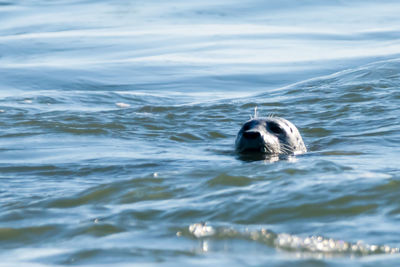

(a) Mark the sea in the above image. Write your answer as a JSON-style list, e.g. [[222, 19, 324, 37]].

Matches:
[[1, 0, 400, 266]]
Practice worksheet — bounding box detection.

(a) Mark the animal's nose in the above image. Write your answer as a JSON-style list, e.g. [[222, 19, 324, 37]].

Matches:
[[243, 131, 261, 140]]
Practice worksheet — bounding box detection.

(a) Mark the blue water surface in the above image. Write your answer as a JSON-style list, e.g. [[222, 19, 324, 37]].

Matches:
[[1, 0, 400, 266]]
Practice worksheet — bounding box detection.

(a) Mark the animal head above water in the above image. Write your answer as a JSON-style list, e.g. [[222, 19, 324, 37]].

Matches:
[[235, 117, 307, 156]]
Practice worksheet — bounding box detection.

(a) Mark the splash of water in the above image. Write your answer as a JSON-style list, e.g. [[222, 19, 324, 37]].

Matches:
[[182, 223, 399, 257]]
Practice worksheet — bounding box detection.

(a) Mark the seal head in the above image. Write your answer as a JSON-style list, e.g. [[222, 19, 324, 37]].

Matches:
[[235, 117, 306, 155]]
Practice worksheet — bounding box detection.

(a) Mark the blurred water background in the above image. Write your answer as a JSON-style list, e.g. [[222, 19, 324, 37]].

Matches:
[[1, 0, 400, 266]]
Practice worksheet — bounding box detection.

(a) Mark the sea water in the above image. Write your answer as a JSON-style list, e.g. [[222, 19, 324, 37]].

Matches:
[[1, 0, 400, 266]]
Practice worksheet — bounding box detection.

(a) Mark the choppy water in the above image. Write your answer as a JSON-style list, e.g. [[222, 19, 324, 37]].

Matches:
[[1, 0, 400, 266]]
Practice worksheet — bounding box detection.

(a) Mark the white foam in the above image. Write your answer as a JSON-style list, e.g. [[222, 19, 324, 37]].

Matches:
[[189, 223, 216, 238], [116, 102, 130, 108], [185, 223, 400, 256]]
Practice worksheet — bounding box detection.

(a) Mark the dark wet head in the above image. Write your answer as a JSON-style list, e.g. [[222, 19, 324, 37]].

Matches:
[[235, 117, 306, 155]]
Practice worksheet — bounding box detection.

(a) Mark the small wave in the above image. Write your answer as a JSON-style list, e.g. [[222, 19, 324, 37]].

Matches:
[[181, 223, 399, 257]]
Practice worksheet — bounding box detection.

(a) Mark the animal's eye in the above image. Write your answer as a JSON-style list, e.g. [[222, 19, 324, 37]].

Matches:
[[268, 122, 284, 135]]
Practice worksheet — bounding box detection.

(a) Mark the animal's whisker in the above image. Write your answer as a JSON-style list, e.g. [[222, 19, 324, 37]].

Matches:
[[250, 106, 259, 120]]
